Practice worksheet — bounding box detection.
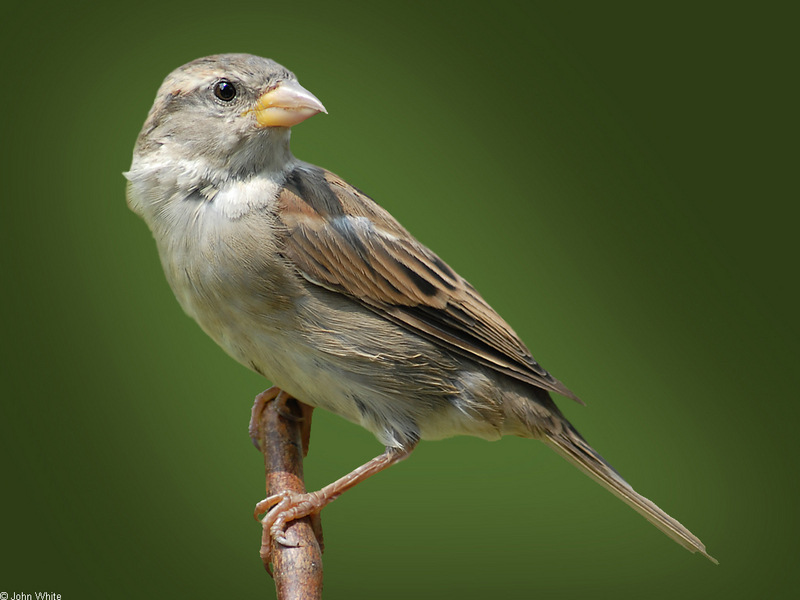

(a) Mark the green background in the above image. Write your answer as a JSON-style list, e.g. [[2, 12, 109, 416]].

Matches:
[[2, 2, 797, 598]]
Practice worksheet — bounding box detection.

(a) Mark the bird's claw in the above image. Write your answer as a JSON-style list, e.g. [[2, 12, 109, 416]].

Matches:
[[255, 490, 324, 548], [249, 387, 306, 450], [249, 387, 282, 449]]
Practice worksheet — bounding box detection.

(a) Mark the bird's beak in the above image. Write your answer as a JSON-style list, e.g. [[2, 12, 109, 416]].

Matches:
[[246, 79, 327, 128]]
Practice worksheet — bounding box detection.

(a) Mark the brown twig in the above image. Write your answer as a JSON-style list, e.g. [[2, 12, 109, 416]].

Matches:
[[255, 391, 323, 599]]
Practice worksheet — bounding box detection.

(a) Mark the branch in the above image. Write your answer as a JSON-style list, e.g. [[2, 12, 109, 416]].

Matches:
[[255, 391, 323, 599]]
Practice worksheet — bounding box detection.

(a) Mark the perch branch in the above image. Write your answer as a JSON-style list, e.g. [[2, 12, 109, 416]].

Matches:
[[253, 388, 323, 599]]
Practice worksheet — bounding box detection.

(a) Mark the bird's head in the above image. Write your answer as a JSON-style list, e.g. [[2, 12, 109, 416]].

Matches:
[[131, 54, 326, 180]]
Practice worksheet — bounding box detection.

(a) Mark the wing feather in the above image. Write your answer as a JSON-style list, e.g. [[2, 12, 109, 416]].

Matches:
[[276, 164, 582, 403]]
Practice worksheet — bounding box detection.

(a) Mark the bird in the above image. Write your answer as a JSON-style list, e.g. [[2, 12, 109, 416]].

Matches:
[[125, 53, 715, 562]]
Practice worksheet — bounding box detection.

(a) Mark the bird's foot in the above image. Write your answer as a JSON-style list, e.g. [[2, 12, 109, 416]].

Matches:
[[249, 386, 281, 449], [255, 490, 329, 547], [249, 386, 314, 455], [255, 446, 412, 553]]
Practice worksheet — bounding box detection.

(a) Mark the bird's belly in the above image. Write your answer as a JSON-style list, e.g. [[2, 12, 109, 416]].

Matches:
[[235, 326, 437, 448], [195, 294, 506, 447]]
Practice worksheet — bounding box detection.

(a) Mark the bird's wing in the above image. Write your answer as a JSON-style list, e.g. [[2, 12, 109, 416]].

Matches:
[[275, 164, 581, 403]]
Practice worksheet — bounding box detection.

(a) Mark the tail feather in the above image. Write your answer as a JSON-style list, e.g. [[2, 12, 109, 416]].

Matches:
[[544, 427, 717, 564]]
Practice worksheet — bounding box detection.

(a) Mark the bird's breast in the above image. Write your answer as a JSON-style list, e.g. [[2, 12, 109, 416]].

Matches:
[[136, 177, 511, 447]]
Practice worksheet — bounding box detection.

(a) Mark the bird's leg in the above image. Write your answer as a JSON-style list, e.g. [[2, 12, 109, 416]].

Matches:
[[296, 400, 314, 459], [254, 444, 414, 546]]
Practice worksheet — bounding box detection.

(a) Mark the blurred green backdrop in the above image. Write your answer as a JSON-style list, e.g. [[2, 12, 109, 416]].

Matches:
[[1, 2, 797, 598]]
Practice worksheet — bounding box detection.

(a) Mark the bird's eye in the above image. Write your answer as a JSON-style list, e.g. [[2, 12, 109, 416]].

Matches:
[[213, 80, 237, 102]]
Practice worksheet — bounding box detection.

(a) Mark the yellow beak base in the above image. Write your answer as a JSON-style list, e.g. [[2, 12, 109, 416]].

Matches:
[[247, 79, 327, 128]]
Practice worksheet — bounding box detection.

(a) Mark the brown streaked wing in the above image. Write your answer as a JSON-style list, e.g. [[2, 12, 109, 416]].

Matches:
[[276, 164, 582, 403]]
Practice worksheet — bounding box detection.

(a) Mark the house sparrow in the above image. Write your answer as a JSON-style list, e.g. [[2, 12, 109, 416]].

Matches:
[[125, 53, 715, 562]]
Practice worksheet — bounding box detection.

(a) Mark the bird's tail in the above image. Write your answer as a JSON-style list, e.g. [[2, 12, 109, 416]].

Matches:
[[543, 424, 717, 563]]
